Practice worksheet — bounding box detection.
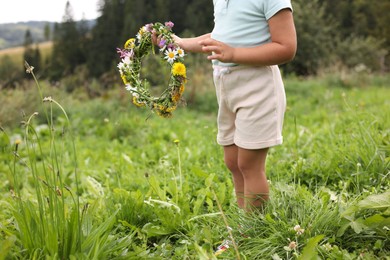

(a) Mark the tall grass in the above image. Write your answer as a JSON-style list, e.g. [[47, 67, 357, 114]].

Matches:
[[1, 63, 133, 259]]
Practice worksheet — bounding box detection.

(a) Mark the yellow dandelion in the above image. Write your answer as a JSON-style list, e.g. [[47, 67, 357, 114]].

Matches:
[[157, 111, 172, 118], [172, 92, 181, 102], [121, 74, 129, 84], [172, 62, 186, 77], [124, 38, 135, 49], [166, 106, 177, 112], [132, 96, 145, 107], [179, 84, 185, 94]]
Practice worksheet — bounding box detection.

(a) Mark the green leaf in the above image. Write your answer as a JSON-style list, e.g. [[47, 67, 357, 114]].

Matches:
[[298, 235, 324, 260], [357, 191, 390, 210], [204, 173, 215, 187], [363, 214, 385, 228], [191, 167, 209, 178], [349, 218, 366, 234], [340, 205, 359, 220], [141, 223, 172, 237], [337, 222, 350, 237]]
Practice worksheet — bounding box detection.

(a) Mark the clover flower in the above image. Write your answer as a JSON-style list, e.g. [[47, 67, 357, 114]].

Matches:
[[293, 225, 305, 235], [288, 241, 297, 250]]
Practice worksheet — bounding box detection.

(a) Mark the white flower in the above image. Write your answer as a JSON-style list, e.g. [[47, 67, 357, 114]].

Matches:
[[176, 47, 185, 57], [125, 84, 137, 93], [322, 243, 332, 251], [136, 26, 147, 41], [288, 241, 297, 249], [164, 48, 177, 64], [122, 56, 132, 65], [117, 62, 125, 71], [293, 225, 305, 235]]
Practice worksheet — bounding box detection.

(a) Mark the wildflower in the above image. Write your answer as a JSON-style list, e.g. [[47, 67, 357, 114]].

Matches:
[[125, 84, 136, 92], [15, 139, 22, 145], [132, 96, 145, 107], [144, 23, 153, 32], [158, 38, 167, 48], [293, 225, 305, 235], [136, 27, 147, 41], [165, 48, 177, 63], [116, 48, 125, 57], [177, 47, 185, 57], [322, 243, 332, 251], [179, 85, 185, 94], [25, 65, 34, 74], [121, 75, 129, 84], [166, 105, 177, 113], [122, 56, 132, 65], [288, 241, 297, 249], [165, 21, 174, 29], [172, 91, 181, 102], [124, 38, 135, 49], [172, 62, 186, 77]]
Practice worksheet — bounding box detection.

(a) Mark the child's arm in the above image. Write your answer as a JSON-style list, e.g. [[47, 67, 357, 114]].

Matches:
[[174, 33, 211, 53], [200, 9, 296, 66]]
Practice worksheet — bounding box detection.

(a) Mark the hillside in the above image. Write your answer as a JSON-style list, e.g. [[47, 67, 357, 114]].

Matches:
[[0, 20, 95, 50], [0, 21, 54, 50]]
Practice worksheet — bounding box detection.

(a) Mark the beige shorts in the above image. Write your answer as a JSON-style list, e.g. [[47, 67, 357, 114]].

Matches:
[[213, 65, 286, 149]]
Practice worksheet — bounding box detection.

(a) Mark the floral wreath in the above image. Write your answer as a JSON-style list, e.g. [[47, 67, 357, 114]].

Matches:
[[116, 21, 186, 118]]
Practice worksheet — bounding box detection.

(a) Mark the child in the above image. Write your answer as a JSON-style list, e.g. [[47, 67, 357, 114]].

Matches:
[[173, 0, 296, 211]]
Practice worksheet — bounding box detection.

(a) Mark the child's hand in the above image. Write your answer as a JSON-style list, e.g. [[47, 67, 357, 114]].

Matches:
[[151, 32, 159, 46], [199, 38, 235, 62]]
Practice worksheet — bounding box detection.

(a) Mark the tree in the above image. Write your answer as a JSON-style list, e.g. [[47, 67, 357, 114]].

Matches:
[[87, 0, 127, 78], [50, 1, 86, 79], [23, 29, 41, 74], [44, 23, 51, 41], [283, 0, 335, 75]]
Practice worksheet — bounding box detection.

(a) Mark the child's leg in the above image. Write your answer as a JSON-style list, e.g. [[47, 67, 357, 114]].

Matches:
[[224, 145, 269, 210], [238, 147, 269, 210], [223, 145, 245, 208]]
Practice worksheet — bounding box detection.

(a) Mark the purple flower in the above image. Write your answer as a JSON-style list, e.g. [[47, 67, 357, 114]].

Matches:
[[116, 48, 128, 58], [116, 48, 133, 59], [167, 43, 175, 50], [158, 38, 167, 48], [165, 21, 174, 29]]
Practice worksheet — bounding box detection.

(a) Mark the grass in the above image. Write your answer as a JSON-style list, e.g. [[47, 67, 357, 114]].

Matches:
[[0, 69, 389, 259]]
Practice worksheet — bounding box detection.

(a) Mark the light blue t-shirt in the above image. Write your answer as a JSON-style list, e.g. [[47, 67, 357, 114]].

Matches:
[[211, 0, 292, 65]]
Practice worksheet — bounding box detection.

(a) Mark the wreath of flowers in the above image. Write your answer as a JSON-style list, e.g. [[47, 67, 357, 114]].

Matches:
[[116, 21, 186, 118]]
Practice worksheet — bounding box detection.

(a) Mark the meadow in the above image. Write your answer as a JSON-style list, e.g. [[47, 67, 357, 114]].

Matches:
[[0, 67, 389, 259]]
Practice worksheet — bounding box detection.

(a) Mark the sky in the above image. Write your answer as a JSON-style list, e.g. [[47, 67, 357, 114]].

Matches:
[[0, 0, 101, 24]]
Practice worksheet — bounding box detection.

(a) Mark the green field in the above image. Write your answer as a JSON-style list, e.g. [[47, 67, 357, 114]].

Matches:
[[0, 71, 389, 259]]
